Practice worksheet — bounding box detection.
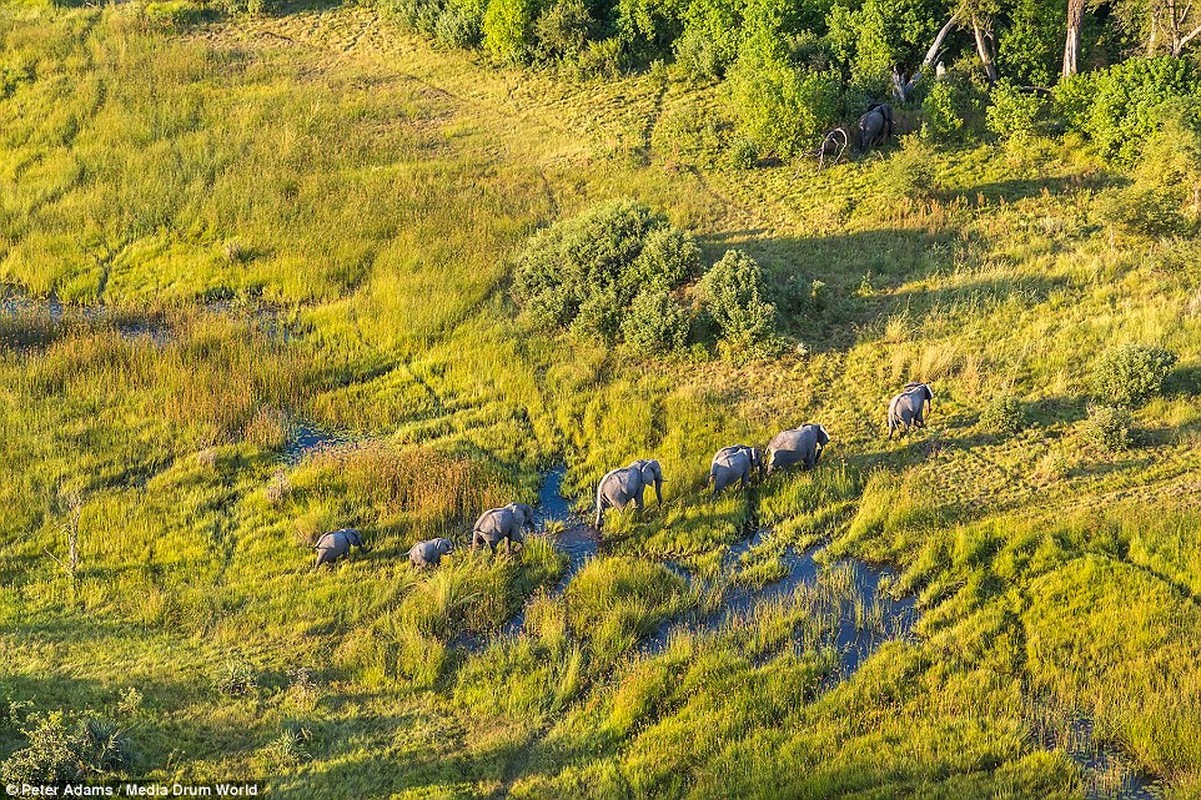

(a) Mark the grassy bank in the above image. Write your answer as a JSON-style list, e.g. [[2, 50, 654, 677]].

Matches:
[[1, 1, 1200, 796]]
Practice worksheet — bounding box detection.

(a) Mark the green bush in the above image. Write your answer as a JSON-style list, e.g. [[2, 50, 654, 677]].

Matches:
[[511, 199, 701, 344], [674, 0, 743, 81], [1099, 111, 1201, 237], [1053, 57, 1201, 162], [698, 249, 777, 349], [1084, 405, 1133, 453], [879, 135, 938, 200], [1091, 343, 1178, 407], [727, 30, 841, 159], [483, 0, 540, 63], [620, 284, 691, 354], [534, 0, 590, 62], [0, 711, 128, 783], [435, 4, 484, 48], [986, 80, 1045, 143], [980, 395, 1025, 436]]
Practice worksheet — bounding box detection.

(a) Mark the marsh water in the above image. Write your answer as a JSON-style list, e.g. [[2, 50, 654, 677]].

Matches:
[[281, 435, 1157, 797]]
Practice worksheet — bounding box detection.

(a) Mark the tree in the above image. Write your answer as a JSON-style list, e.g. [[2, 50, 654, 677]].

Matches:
[[1062, 0, 1084, 76], [1113, 0, 1201, 56]]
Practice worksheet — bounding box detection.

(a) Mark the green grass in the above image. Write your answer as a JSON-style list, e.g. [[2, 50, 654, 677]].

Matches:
[[1, 1, 1200, 797]]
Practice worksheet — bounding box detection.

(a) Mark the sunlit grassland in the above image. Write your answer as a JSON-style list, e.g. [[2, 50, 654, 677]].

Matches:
[[1, 0, 1200, 796]]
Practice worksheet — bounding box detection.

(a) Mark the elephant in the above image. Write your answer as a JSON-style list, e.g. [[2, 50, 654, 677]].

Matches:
[[472, 502, 534, 553], [766, 424, 830, 472], [408, 537, 454, 568], [709, 445, 764, 496], [858, 103, 894, 151], [887, 382, 934, 439], [595, 459, 664, 530], [312, 528, 368, 569]]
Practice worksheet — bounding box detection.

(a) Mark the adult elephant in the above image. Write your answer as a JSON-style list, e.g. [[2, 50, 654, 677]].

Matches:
[[472, 503, 534, 553], [595, 459, 664, 530], [709, 445, 764, 496], [312, 528, 368, 569], [766, 424, 830, 472], [858, 103, 894, 151], [887, 382, 934, 439], [408, 537, 454, 568]]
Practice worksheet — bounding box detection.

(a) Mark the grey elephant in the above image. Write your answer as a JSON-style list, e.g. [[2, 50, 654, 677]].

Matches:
[[408, 537, 454, 568], [472, 503, 534, 553], [312, 528, 368, 569], [709, 445, 764, 496], [595, 459, 664, 530], [858, 103, 893, 151], [887, 382, 934, 439], [766, 424, 830, 472]]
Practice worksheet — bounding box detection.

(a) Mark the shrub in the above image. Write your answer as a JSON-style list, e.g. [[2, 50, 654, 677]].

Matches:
[[534, 0, 590, 62], [879, 135, 938, 200], [1053, 57, 1201, 162], [621, 285, 691, 354], [1084, 405, 1133, 453], [1091, 343, 1178, 407], [435, 4, 484, 48], [727, 31, 841, 159], [980, 395, 1025, 436], [698, 249, 777, 349], [511, 200, 701, 345], [986, 80, 1045, 142], [0, 711, 128, 783], [1099, 111, 1201, 237], [726, 136, 758, 169], [483, 0, 540, 63]]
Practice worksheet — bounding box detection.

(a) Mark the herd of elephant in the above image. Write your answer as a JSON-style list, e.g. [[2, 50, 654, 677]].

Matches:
[[311, 382, 935, 570]]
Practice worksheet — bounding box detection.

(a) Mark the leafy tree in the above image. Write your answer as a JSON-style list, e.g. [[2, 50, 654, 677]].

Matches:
[[728, 24, 840, 158], [997, 0, 1064, 85], [985, 79, 1045, 141], [511, 200, 702, 344], [621, 284, 692, 353], [698, 249, 777, 348], [483, 0, 542, 62]]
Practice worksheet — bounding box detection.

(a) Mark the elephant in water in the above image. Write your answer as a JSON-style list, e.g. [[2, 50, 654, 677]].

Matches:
[[595, 459, 664, 530], [887, 382, 934, 439], [858, 103, 893, 151], [408, 537, 454, 568], [313, 528, 368, 569], [472, 503, 534, 553], [709, 445, 764, 496], [766, 424, 830, 472]]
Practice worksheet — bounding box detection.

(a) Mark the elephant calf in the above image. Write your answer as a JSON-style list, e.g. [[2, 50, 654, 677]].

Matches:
[[709, 445, 764, 496], [595, 459, 664, 530], [887, 382, 934, 439], [472, 502, 534, 553], [408, 537, 454, 568], [313, 528, 368, 569], [767, 424, 830, 472]]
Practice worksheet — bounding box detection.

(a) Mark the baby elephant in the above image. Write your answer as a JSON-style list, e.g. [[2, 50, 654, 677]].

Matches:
[[595, 459, 664, 530], [472, 502, 534, 553], [312, 528, 368, 569], [408, 537, 454, 568], [766, 424, 830, 472], [887, 382, 934, 439], [709, 445, 764, 496]]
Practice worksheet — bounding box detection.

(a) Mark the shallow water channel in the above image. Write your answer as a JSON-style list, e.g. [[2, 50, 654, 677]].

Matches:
[[283, 432, 1159, 798]]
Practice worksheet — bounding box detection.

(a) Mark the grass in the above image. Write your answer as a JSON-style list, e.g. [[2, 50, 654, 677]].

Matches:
[[0, 0, 1200, 796]]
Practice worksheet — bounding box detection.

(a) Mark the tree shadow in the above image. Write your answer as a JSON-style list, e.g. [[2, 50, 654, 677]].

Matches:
[[949, 172, 1121, 205]]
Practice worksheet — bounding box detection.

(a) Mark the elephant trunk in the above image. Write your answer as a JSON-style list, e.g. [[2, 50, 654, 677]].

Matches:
[[654, 477, 663, 506]]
